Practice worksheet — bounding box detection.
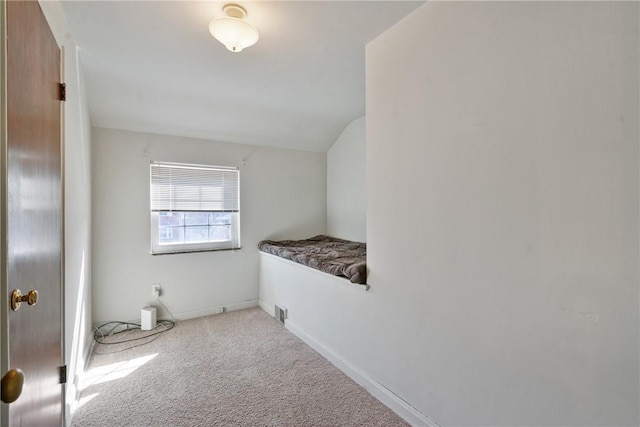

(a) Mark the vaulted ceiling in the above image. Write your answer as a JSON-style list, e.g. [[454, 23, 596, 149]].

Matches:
[[61, 1, 423, 152]]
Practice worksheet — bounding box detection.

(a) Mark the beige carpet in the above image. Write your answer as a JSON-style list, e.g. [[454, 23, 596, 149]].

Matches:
[[71, 307, 408, 427]]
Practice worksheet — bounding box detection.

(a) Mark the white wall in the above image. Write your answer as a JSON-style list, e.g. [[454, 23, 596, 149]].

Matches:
[[327, 116, 366, 242], [92, 127, 326, 322], [366, 2, 638, 426], [38, 2, 93, 425]]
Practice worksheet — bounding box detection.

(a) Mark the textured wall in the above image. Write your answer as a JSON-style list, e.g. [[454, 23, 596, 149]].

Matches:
[[39, 1, 94, 424], [367, 2, 639, 425], [327, 116, 366, 242], [92, 127, 326, 322]]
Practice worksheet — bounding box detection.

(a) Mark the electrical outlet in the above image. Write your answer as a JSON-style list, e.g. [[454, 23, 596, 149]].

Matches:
[[214, 307, 224, 314], [151, 284, 161, 298]]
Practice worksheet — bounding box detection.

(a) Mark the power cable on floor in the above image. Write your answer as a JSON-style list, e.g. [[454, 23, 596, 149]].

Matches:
[[93, 296, 177, 346]]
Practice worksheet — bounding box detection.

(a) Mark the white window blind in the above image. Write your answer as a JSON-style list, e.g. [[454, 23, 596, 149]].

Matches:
[[150, 162, 240, 254], [150, 162, 239, 213]]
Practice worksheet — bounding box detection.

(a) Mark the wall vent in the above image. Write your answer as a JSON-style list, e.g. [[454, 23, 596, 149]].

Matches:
[[275, 305, 287, 324]]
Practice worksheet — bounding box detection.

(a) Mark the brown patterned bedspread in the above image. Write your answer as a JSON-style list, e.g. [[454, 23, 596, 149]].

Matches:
[[258, 235, 367, 285]]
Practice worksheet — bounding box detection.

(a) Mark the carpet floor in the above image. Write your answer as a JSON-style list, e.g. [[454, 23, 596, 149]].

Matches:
[[71, 307, 408, 427]]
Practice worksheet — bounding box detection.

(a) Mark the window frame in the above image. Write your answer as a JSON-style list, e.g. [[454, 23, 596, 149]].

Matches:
[[149, 162, 241, 255]]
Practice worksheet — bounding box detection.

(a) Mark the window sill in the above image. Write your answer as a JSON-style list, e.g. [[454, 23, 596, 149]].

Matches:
[[151, 246, 243, 256]]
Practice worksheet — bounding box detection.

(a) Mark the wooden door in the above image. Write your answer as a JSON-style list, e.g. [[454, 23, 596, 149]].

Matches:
[[3, 0, 64, 425]]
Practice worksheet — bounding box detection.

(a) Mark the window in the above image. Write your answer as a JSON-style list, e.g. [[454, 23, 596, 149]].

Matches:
[[150, 162, 240, 254]]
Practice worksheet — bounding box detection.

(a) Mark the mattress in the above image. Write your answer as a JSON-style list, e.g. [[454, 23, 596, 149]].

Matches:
[[258, 235, 367, 285]]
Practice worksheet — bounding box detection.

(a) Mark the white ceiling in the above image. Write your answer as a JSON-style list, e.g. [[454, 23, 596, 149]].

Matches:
[[60, 1, 423, 152]]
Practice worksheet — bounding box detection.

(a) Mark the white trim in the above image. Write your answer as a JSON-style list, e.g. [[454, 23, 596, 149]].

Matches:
[[93, 299, 260, 327], [65, 337, 96, 427], [283, 317, 439, 427], [171, 299, 258, 321], [258, 299, 274, 317], [82, 338, 95, 375]]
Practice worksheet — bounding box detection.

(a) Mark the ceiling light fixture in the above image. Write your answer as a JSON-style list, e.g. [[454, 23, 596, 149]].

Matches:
[[208, 4, 259, 53]]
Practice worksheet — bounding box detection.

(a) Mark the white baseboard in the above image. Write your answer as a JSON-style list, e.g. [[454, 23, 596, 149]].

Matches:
[[83, 338, 95, 372], [172, 299, 259, 320], [258, 299, 274, 317], [284, 319, 439, 427], [223, 299, 260, 313], [66, 333, 97, 427]]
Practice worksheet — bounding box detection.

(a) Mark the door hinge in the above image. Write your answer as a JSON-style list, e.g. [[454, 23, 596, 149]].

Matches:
[[59, 83, 66, 102], [59, 365, 67, 384]]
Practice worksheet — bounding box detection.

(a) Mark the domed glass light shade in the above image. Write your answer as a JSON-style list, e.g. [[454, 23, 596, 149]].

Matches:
[[209, 4, 259, 53]]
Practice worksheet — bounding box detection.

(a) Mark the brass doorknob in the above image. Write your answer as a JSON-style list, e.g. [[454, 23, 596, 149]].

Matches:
[[10, 289, 38, 311], [1, 369, 24, 404]]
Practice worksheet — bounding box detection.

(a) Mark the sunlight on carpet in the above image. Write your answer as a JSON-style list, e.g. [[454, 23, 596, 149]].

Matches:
[[81, 353, 158, 389], [71, 307, 407, 427]]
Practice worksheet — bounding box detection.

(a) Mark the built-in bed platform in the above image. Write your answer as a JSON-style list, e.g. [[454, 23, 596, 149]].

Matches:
[[257, 235, 367, 287]]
